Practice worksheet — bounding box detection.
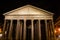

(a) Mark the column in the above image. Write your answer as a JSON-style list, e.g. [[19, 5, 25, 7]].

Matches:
[[51, 20, 56, 40], [31, 20, 34, 40], [16, 20, 20, 40], [49, 20, 55, 40], [20, 22, 22, 40], [2, 20, 6, 40], [49, 21, 52, 40], [5, 21, 10, 39], [8, 20, 13, 40], [47, 21, 50, 40], [38, 20, 41, 40], [45, 20, 48, 40], [23, 20, 26, 40]]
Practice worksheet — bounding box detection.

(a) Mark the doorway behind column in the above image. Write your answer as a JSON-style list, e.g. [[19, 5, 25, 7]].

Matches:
[[34, 20, 39, 40], [26, 20, 31, 40], [40, 20, 47, 40], [5, 20, 11, 40], [12, 20, 17, 40]]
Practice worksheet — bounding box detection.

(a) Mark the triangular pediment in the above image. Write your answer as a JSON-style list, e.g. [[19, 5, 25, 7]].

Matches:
[[3, 5, 53, 16]]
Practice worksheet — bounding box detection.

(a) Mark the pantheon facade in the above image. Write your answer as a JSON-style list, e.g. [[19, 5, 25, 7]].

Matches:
[[2, 5, 55, 40]]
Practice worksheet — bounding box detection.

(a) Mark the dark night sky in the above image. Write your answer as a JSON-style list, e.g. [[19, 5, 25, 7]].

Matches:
[[0, 0, 60, 24]]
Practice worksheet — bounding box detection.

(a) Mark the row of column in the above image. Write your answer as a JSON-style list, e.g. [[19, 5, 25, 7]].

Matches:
[[2, 19, 55, 40]]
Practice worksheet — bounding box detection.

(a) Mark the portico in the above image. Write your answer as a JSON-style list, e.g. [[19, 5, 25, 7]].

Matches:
[[2, 5, 55, 40]]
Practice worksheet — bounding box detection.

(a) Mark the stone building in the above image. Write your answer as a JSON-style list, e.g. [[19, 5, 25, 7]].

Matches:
[[2, 5, 55, 40]]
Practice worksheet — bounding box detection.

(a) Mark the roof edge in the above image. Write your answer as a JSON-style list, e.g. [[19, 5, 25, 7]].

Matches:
[[3, 4, 54, 16]]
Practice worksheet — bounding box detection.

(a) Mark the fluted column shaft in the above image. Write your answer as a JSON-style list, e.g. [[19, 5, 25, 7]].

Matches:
[[45, 20, 48, 40], [2, 20, 6, 40], [51, 20, 56, 40], [20, 21, 22, 40], [8, 20, 13, 40], [16, 20, 20, 40], [23, 20, 26, 40], [31, 20, 34, 40], [38, 20, 41, 40]]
